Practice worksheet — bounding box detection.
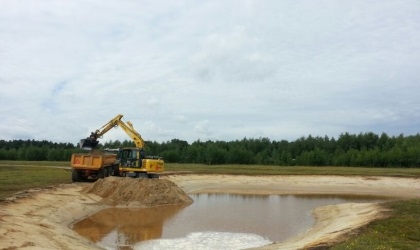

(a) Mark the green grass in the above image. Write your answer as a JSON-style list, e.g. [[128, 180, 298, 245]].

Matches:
[[331, 199, 420, 250], [0, 162, 71, 201]]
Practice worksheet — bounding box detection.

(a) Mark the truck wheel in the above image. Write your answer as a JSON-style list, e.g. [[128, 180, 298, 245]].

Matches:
[[98, 168, 105, 179], [72, 169, 80, 182], [104, 167, 110, 177], [113, 166, 120, 176]]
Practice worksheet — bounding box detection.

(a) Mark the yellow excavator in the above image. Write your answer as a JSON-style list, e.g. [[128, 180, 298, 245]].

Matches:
[[79, 114, 164, 178]]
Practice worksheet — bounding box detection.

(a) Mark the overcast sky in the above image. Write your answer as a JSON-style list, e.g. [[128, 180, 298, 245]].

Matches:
[[1, 0, 419, 145]]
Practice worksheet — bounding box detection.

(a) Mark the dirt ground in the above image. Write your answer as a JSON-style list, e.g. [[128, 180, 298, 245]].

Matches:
[[0, 174, 419, 250]]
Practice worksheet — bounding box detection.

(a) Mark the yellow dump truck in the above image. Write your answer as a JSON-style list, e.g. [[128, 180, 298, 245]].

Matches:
[[71, 152, 117, 182]]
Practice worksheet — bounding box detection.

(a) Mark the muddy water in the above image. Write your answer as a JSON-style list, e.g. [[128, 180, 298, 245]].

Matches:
[[72, 194, 386, 250]]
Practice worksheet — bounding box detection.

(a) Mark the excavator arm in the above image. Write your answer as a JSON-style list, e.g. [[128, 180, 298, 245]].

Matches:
[[114, 120, 145, 148], [79, 114, 145, 149]]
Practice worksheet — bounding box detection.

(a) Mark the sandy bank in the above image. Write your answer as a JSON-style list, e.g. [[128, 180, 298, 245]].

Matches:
[[0, 175, 419, 250]]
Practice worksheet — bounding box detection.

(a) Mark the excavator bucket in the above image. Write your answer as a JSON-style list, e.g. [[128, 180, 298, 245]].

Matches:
[[79, 138, 99, 149]]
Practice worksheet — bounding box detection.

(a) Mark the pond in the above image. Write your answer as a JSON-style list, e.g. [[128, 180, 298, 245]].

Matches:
[[72, 193, 386, 250]]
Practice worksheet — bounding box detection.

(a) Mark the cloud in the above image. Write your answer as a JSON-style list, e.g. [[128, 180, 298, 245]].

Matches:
[[0, 0, 419, 144], [194, 120, 212, 137]]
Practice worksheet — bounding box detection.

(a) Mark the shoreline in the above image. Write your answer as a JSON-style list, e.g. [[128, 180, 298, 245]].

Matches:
[[0, 174, 419, 249]]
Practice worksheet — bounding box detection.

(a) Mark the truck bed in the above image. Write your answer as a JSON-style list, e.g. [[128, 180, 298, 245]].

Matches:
[[71, 153, 117, 170]]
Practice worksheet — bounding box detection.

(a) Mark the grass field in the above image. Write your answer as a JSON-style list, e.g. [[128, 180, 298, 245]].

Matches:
[[0, 160, 419, 248], [0, 161, 71, 201], [332, 199, 420, 250]]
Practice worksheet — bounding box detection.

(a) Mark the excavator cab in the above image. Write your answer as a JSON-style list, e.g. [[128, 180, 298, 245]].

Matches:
[[117, 148, 146, 168]]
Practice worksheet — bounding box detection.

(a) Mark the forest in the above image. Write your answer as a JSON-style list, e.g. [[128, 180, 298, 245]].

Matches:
[[0, 132, 419, 168]]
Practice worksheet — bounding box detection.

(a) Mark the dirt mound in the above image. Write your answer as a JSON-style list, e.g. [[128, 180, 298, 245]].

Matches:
[[82, 176, 193, 207]]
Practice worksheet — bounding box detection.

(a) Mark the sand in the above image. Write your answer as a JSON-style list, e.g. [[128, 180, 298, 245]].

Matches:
[[83, 177, 193, 207], [0, 174, 419, 250]]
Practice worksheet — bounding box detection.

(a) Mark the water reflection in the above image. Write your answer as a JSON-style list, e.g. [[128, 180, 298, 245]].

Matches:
[[73, 194, 387, 249], [72, 204, 188, 248]]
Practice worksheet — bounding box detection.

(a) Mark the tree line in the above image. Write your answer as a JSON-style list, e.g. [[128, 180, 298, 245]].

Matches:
[[1, 132, 420, 167], [0, 139, 78, 161]]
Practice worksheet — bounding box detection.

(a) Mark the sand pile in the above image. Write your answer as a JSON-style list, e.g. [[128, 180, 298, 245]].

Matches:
[[82, 176, 193, 207]]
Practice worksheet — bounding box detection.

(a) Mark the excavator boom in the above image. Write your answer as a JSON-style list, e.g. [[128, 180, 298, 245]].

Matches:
[[79, 114, 145, 149]]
